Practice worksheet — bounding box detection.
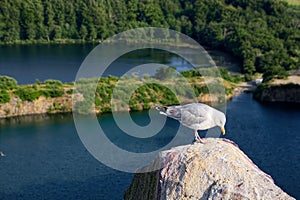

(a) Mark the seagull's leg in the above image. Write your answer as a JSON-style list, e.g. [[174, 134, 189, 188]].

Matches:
[[194, 130, 207, 144], [194, 130, 200, 141]]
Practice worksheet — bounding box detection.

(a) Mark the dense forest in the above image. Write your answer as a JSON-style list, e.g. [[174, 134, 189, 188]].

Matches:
[[0, 0, 299, 79]]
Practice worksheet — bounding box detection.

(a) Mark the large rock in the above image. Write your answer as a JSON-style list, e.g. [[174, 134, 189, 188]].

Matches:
[[254, 83, 300, 103], [124, 138, 294, 200]]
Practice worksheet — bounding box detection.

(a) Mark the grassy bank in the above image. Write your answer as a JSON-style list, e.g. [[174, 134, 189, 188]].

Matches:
[[0, 68, 243, 118]]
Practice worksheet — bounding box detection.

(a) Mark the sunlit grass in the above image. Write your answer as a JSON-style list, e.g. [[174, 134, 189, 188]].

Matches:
[[287, 0, 300, 5]]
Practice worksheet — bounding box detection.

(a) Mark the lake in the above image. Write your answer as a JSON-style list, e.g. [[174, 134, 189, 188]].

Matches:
[[0, 44, 240, 84], [0, 93, 299, 199], [0, 44, 299, 199]]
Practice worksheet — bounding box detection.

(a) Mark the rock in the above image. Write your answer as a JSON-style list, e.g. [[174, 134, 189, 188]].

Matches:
[[0, 95, 72, 118], [124, 138, 295, 200], [254, 83, 300, 103]]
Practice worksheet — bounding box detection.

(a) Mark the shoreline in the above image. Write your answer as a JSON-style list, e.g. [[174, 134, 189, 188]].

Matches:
[[0, 68, 245, 119], [0, 86, 247, 120], [254, 75, 300, 103]]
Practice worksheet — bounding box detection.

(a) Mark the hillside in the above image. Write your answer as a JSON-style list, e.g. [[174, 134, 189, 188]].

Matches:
[[0, 0, 299, 79]]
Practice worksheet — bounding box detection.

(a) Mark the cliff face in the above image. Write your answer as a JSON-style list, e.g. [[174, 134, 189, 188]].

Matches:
[[124, 138, 295, 200], [0, 95, 72, 118], [254, 83, 300, 103]]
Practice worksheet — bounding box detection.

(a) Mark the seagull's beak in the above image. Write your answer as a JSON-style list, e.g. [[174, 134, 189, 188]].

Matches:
[[159, 111, 167, 116], [221, 127, 226, 135]]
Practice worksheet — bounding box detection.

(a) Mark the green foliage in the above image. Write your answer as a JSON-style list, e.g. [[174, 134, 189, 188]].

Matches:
[[0, 76, 18, 90], [0, 0, 298, 96], [14, 86, 42, 101], [44, 88, 64, 98], [193, 85, 209, 96], [153, 67, 177, 80], [94, 96, 102, 106], [219, 68, 244, 83], [74, 82, 96, 114], [44, 79, 63, 87], [180, 69, 201, 78], [0, 90, 10, 103], [66, 89, 73, 94], [263, 66, 289, 82]]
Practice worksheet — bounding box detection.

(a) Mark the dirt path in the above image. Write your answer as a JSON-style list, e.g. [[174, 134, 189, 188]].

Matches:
[[272, 76, 300, 85]]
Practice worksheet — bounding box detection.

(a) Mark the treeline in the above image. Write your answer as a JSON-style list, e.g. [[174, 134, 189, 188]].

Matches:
[[0, 0, 299, 78]]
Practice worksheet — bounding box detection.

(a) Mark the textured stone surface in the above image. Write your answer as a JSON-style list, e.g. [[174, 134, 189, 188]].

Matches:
[[0, 95, 72, 118], [254, 84, 300, 103], [125, 138, 295, 200]]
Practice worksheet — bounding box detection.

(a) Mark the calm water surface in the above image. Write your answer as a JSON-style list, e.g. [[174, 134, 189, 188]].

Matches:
[[0, 44, 240, 84], [0, 45, 299, 199]]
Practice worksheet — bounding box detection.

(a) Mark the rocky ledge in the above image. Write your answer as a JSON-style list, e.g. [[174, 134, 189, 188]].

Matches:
[[124, 138, 294, 200]]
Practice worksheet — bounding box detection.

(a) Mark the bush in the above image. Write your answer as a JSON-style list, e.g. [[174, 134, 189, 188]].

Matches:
[[44, 79, 63, 86], [95, 96, 102, 106], [14, 86, 42, 101], [101, 106, 112, 113], [66, 89, 73, 94], [193, 85, 209, 96], [181, 69, 201, 78], [219, 68, 244, 83], [0, 76, 18, 90], [263, 66, 289, 82], [47, 89, 64, 97], [0, 90, 10, 103]]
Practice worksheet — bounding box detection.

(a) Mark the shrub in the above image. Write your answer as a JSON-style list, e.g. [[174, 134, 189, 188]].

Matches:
[[44, 79, 63, 87], [95, 96, 102, 106], [101, 106, 112, 113], [14, 86, 42, 101], [181, 69, 201, 78], [0, 76, 18, 90], [0, 90, 10, 103], [66, 89, 73, 94], [219, 68, 244, 83], [47, 89, 64, 97]]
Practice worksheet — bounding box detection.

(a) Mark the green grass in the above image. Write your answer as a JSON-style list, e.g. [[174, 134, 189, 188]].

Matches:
[[287, 0, 300, 5], [0, 68, 240, 115]]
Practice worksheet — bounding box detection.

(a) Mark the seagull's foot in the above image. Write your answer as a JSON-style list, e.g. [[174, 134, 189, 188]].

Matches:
[[193, 130, 206, 144], [198, 138, 207, 144], [194, 137, 207, 144]]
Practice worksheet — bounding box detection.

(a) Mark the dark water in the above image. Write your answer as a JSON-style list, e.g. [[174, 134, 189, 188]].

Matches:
[[0, 93, 299, 199], [0, 44, 240, 84]]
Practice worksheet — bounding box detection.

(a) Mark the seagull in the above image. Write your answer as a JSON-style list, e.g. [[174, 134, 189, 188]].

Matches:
[[156, 103, 226, 143], [0, 151, 5, 157]]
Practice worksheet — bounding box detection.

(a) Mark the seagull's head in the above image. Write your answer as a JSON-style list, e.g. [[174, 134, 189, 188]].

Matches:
[[216, 112, 226, 135], [155, 105, 181, 120], [165, 107, 181, 120]]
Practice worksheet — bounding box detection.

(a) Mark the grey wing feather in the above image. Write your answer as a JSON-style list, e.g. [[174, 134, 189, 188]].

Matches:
[[180, 104, 212, 129]]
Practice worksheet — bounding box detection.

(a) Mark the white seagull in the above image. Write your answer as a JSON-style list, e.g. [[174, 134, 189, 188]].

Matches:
[[156, 103, 226, 143]]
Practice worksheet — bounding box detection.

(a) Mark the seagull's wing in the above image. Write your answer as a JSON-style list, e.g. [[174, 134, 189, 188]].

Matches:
[[180, 104, 212, 130]]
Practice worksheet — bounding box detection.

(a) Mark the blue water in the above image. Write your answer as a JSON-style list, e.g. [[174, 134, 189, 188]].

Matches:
[[0, 44, 239, 84], [0, 93, 299, 199], [0, 114, 132, 199], [0, 44, 299, 199]]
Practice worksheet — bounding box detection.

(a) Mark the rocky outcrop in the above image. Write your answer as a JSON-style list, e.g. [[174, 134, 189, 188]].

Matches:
[[124, 138, 294, 200], [254, 83, 300, 103], [0, 95, 72, 118]]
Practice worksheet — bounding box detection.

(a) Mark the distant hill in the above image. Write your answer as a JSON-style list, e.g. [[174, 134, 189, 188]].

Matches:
[[0, 0, 299, 79]]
